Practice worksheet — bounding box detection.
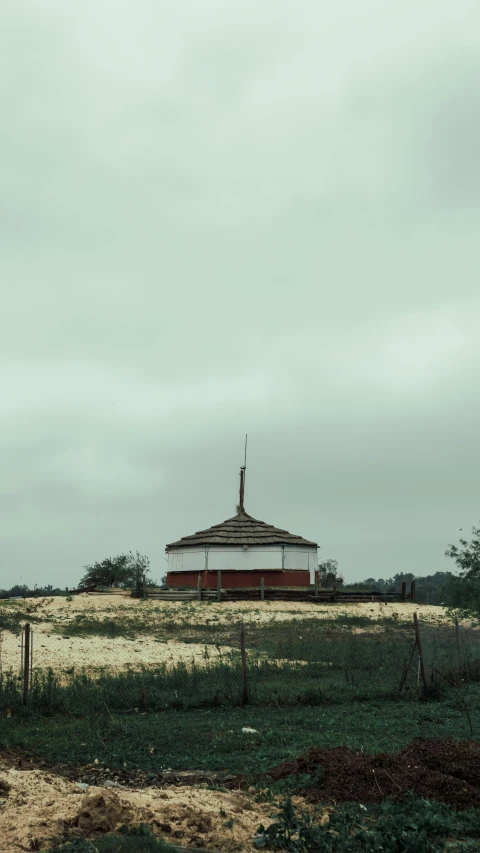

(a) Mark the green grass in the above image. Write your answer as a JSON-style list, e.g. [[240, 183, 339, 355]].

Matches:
[[0, 651, 424, 716], [3, 688, 480, 776], [50, 611, 479, 693], [55, 611, 415, 641], [255, 795, 480, 852], [45, 824, 213, 852], [2, 615, 479, 716], [0, 603, 45, 633]]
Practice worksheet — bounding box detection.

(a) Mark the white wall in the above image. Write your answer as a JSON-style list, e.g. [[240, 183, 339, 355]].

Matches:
[[168, 545, 318, 579], [283, 545, 318, 581], [167, 549, 206, 573], [207, 547, 282, 571]]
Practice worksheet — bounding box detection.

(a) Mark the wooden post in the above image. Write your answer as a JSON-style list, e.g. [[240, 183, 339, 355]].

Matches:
[[410, 580, 416, 602], [23, 623, 31, 706], [314, 574, 319, 597], [401, 581, 406, 601], [197, 574, 202, 602], [455, 618, 463, 673], [143, 573, 147, 600], [240, 623, 248, 705], [20, 631, 24, 678], [217, 571, 221, 602], [260, 578, 264, 601], [413, 613, 428, 698]]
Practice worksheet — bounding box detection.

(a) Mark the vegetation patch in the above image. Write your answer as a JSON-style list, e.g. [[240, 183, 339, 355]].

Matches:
[[46, 825, 186, 853], [3, 692, 480, 778], [254, 795, 480, 852]]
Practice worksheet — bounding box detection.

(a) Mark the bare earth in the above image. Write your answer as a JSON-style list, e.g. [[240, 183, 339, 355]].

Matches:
[[0, 594, 450, 675], [0, 757, 281, 852]]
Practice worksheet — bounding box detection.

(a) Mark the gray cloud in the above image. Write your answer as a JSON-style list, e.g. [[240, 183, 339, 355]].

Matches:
[[1, 0, 479, 588]]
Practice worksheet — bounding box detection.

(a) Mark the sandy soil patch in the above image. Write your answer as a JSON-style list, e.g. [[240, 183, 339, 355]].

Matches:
[[0, 631, 234, 675], [1, 593, 449, 625], [0, 757, 273, 852], [0, 595, 451, 675]]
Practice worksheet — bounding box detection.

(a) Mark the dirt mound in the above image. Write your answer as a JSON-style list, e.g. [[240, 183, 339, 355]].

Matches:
[[0, 757, 271, 853], [74, 790, 134, 834], [260, 738, 480, 810]]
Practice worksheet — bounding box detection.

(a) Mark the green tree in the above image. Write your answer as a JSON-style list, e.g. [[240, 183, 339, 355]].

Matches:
[[318, 558, 343, 587], [443, 524, 480, 617], [78, 551, 151, 590]]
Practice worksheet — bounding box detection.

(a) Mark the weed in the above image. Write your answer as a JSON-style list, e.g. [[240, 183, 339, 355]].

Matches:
[[254, 794, 480, 851]]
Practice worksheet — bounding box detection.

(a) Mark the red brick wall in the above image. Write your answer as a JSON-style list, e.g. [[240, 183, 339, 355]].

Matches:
[[166, 569, 311, 589]]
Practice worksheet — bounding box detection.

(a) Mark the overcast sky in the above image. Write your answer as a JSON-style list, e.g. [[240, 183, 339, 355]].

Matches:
[[1, 0, 479, 589]]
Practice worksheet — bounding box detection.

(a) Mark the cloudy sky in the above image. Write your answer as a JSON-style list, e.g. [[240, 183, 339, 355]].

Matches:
[[1, 0, 479, 589]]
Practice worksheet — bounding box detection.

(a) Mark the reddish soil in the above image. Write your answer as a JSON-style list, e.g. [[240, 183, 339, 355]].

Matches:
[[258, 738, 480, 810]]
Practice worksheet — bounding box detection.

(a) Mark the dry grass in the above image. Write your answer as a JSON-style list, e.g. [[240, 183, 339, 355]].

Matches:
[[0, 594, 451, 675]]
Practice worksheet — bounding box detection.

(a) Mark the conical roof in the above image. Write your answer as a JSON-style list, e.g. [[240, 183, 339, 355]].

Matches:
[[166, 508, 317, 550]]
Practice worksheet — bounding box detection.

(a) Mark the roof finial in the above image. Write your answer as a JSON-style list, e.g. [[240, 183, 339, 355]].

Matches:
[[238, 434, 248, 514]]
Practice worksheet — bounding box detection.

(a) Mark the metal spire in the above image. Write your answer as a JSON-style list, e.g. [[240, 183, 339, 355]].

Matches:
[[238, 434, 248, 513]]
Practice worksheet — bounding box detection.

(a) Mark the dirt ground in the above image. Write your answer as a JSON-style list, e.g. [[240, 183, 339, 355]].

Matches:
[[0, 594, 451, 674], [2, 737, 480, 852], [254, 737, 480, 810], [0, 753, 277, 853]]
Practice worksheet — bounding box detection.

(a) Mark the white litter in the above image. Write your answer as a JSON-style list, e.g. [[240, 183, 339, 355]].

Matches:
[[242, 726, 258, 734]]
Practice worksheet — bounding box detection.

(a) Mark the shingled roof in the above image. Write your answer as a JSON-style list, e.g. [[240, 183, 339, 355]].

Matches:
[[166, 508, 317, 550]]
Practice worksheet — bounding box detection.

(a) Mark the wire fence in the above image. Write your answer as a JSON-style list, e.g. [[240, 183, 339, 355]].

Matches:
[[1, 615, 480, 716]]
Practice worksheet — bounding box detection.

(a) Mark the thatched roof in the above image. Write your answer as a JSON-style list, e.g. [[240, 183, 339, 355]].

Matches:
[[166, 508, 317, 550]]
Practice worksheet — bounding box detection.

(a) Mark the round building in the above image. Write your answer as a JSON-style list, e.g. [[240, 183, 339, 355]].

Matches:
[[166, 468, 318, 589]]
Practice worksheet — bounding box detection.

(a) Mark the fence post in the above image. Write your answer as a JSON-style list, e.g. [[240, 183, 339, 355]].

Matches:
[[143, 573, 147, 600], [197, 574, 202, 602], [240, 623, 249, 705], [260, 578, 265, 601], [455, 618, 463, 673], [413, 613, 428, 698], [217, 570, 221, 602], [23, 623, 31, 706], [314, 573, 319, 597], [410, 580, 416, 602], [401, 582, 406, 601]]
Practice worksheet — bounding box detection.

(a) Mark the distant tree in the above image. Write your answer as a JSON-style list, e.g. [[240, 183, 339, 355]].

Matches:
[[78, 551, 151, 590], [318, 558, 343, 587], [6, 584, 30, 598], [443, 524, 480, 617], [393, 573, 415, 585], [342, 571, 451, 602], [413, 572, 452, 605]]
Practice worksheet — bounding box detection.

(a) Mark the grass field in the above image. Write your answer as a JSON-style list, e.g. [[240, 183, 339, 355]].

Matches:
[[1, 595, 480, 852], [4, 691, 480, 774]]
